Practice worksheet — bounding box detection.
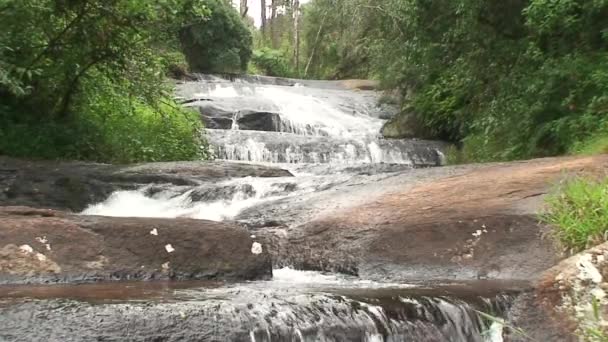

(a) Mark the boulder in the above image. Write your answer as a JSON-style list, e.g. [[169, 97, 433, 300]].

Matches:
[[381, 111, 433, 139], [0, 206, 272, 284], [518, 242, 608, 341], [237, 111, 283, 132]]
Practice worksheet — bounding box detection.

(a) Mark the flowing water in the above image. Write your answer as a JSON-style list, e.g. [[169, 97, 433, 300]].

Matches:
[[84, 75, 446, 222], [1, 75, 515, 342]]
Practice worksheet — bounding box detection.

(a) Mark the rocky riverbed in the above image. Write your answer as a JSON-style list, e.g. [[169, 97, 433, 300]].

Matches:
[[1, 75, 606, 341]]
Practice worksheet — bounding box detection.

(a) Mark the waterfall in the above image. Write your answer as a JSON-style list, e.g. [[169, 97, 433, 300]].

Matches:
[[178, 76, 445, 165], [63, 76, 513, 342]]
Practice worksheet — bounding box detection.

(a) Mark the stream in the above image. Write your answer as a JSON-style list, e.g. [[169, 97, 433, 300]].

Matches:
[[0, 75, 517, 342]]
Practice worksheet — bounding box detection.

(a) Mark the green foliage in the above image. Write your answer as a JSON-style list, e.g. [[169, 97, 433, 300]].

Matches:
[[180, 0, 252, 73], [572, 134, 608, 156], [299, 0, 608, 161], [0, 0, 215, 163], [299, 0, 375, 79], [542, 176, 608, 252], [251, 48, 294, 77], [0, 102, 205, 164]]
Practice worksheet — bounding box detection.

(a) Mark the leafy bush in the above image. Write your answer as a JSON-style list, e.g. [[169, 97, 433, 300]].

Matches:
[[0, 78, 206, 163], [180, 0, 252, 73], [542, 176, 608, 252], [250, 48, 294, 77], [0, 0, 213, 163]]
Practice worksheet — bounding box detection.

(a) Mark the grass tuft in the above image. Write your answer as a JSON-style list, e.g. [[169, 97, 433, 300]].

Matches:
[[541, 176, 608, 252]]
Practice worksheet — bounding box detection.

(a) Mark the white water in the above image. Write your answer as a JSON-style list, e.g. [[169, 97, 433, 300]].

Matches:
[[83, 188, 259, 221], [82, 176, 304, 221], [269, 267, 417, 289], [199, 84, 383, 138], [181, 78, 447, 165]]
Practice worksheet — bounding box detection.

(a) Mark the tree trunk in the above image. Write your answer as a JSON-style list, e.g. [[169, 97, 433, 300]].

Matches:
[[270, 0, 278, 48], [304, 11, 328, 78], [261, 0, 267, 38], [293, 0, 300, 74], [240, 0, 248, 18]]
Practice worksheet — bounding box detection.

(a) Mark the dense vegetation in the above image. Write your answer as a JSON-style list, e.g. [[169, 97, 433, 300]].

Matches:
[[0, 0, 251, 163], [250, 0, 608, 162], [3, 0, 606, 163]]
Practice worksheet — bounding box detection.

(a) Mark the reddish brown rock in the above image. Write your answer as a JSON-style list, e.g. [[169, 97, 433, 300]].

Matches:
[[267, 155, 608, 281], [0, 206, 272, 284]]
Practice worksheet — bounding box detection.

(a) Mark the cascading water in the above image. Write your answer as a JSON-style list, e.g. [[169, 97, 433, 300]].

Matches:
[[178, 75, 445, 165], [0, 268, 511, 342], [83, 75, 446, 222], [68, 75, 515, 341]]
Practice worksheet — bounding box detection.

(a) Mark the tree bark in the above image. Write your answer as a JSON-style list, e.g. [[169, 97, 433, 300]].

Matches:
[[270, 0, 278, 48], [260, 0, 267, 38], [304, 11, 328, 78], [293, 0, 300, 74], [240, 0, 248, 18]]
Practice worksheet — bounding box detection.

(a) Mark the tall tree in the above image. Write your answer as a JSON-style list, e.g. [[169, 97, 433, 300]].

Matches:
[[240, 0, 248, 18], [260, 0, 267, 38], [293, 0, 300, 73], [270, 0, 278, 47]]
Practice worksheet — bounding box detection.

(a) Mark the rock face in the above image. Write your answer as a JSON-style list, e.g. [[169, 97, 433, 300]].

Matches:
[[194, 104, 286, 132], [0, 157, 292, 211], [517, 242, 608, 341], [381, 111, 433, 139], [262, 155, 608, 281], [0, 206, 272, 284]]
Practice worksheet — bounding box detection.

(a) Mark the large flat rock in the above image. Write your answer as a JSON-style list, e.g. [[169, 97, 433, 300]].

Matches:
[[264, 155, 608, 281], [0, 207, 272, 284], [0, 157, 292, 211]]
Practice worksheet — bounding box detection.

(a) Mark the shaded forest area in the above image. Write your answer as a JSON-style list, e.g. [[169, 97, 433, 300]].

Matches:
[[1, 0, 607, 163], [0, 0, 251, 163]]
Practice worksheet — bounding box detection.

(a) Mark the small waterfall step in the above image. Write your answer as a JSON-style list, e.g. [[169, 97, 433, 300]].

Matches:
[[207, 129, 445, 165], [0, 269, 515, 342], [177, 75, 445, 166]]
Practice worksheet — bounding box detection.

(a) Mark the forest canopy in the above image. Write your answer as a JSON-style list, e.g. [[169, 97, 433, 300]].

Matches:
[[0, 0, 251, 163]]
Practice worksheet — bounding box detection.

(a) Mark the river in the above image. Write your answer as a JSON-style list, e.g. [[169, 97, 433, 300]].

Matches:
[[1, 75, 515, 342]]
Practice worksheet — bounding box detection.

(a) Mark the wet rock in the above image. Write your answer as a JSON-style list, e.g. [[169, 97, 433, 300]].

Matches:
[[0, 206, 272, 284], [0, 157, 292, 211], [237, 111, 283, 132], [262, 155, 608, 281], [196, 105, 235, 129], [506, 292, 577, 341], [337, 79, 380, 91], [0, 281, 514, 342], [189, 184, 256, 202]]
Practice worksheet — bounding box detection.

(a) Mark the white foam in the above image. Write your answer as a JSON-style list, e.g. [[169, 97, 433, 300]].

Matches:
[[82, 177, 287, 221], [270, 268, 415, 289], [257, 86, 383, 138]]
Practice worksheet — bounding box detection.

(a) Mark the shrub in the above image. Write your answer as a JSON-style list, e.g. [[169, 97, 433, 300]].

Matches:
[[179, 0, 252, 74], [251, 48, 294, 77], [0, 100, 206, 164]]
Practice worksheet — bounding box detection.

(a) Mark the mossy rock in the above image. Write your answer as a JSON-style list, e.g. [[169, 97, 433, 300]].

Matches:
[[381, 112, 433, 139]]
